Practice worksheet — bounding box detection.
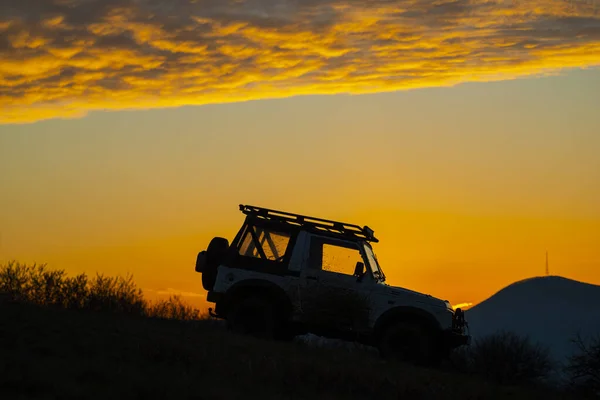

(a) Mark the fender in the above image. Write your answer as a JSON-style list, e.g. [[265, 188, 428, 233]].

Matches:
[[373, 306, 441, 338]]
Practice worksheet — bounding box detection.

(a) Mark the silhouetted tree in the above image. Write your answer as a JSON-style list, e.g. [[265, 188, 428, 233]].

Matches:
[[565, 333, 600, 396]]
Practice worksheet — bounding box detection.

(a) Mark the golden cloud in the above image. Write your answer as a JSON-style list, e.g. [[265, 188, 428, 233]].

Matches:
[[452, 302, 474, 310], [1, 0, 599, 124]]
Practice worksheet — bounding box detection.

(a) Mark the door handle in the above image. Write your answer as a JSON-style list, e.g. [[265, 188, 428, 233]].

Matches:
[[307, 276, 318, 281]]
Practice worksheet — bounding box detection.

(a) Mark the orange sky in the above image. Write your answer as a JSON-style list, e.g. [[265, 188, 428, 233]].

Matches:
[[2, 69, 600, 311], [1, 0, 600, 312]]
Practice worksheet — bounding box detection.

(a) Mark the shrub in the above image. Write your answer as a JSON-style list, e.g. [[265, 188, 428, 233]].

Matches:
[[62, 273, 89, 309], [0, 260, 203, 321], [0, 261, 39, 299], [450, 331, 553, 386], [565, 333, 600, 396], [447, 343, 472, 373], [85, 273, 146, 315], [145, 295, 202, 321], [0, 261, 69, 305]]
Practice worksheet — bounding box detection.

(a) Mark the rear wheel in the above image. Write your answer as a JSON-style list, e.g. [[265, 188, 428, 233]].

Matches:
[[378, 320, 441, 367], [227, 296, 277, 340]]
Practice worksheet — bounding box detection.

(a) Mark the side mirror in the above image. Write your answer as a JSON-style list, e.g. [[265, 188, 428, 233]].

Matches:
[[354, 261, 365, 282]]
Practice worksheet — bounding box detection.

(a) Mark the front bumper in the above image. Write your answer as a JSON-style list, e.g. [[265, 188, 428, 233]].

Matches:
[[441, 330, 471, 349], [442, 307, 470, 348]]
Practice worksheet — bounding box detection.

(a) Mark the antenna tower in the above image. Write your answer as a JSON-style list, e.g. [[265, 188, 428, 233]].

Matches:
[[545, 251, 549, 276]]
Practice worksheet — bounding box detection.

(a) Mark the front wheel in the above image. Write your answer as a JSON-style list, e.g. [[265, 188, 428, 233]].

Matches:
[[377, 321, 442, 367]]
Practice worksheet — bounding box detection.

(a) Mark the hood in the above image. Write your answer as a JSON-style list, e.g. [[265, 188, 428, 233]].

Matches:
[[377, 282, 451, 310]]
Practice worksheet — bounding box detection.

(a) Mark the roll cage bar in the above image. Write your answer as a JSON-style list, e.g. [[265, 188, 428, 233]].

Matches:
[[238, 204, 379, 243]]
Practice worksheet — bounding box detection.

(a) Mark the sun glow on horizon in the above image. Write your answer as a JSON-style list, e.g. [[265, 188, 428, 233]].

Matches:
[[452, 303, 474, 311]]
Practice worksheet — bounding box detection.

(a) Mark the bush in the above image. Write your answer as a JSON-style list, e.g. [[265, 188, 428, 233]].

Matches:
[[0, 260, 204, 321], [85, 273, 146, 315], [450, 331, 553, 386], [0, 261, 72, 306], [565, 333, 600, 396], [146, 295, 202, 321]]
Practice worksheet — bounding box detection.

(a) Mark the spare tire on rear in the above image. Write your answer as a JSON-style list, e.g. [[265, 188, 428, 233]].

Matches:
[[201, 237, 230, 291], [195, 250, 207, 273]]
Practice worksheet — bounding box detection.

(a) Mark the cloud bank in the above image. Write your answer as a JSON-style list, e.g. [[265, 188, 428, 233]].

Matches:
[[1, 0, 599, 124]]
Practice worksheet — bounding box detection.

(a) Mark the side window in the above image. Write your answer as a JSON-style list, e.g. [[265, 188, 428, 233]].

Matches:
[[309, 237, 364, 276], [238, 225, 291, 262]]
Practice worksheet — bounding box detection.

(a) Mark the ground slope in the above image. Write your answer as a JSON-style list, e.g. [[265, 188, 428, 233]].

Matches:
[[0, 298, 573, 400], [466, 276, 600, 367]]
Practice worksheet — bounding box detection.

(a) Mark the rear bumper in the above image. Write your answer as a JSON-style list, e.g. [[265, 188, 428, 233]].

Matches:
[[206, 291, 223, 303]]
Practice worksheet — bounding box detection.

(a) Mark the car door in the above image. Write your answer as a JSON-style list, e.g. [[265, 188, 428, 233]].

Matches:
[[298, 234, 373, 333]]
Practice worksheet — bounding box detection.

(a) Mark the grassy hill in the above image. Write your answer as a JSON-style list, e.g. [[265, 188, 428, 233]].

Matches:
[[1, 298, 579, 400], [0, 261, 589, 399]]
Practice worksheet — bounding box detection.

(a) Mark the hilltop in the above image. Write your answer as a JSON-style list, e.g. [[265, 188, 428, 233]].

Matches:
[[466, 275, 600, 367]]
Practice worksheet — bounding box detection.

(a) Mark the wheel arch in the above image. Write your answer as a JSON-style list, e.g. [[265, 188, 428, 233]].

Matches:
[[373, 306, 441, 339]]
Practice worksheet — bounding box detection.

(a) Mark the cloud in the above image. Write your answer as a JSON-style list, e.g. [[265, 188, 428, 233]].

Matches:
[[452, 302, 474, 310], [1, 0, 599, 124]]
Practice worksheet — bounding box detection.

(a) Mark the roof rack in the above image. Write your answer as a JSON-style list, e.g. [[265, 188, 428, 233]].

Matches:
[[239, 204, 379, 243]]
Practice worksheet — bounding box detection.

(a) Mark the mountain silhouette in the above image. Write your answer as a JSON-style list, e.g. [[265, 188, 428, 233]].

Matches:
[[466, 275, 600, 367]]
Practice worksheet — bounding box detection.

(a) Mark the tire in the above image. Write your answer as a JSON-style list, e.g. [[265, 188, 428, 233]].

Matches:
[[201, 237, 229, 291], [377, 320, 441, 367], [195, 250, 207, 273], [227, 296, 277, 340]]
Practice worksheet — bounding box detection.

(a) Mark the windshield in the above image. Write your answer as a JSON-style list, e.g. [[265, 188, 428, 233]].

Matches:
[[363, 243, 385, 282]]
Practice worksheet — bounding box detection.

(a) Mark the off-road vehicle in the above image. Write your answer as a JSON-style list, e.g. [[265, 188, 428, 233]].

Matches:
[[195, 205, 470, 365]]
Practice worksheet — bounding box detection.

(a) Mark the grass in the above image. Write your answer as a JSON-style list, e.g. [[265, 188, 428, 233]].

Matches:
[[0, 261, 589, 399]]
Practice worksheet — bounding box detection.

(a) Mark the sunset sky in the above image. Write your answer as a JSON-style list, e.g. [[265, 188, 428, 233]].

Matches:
[[1, 0, 599, 310]]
